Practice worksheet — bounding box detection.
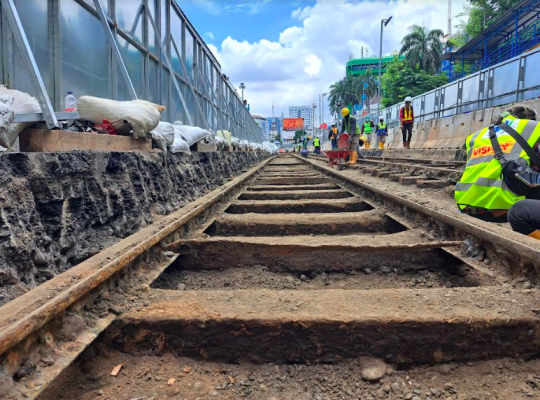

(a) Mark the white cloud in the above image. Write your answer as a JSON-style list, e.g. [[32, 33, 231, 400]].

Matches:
[[213, 0, 467, 119], [183, 0, 221, 15], [304, 54, 322, 77], [225, 0, 271, 14], [205, 32, 215, 40]]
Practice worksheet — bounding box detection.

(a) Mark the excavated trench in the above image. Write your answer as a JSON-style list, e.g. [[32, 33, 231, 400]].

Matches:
[[38, 155, 540, 400]]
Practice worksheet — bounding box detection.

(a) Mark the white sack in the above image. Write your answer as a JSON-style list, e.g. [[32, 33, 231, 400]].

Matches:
[[0, 86, 41, 149], [176, 125, 212, 146], [152, 121, 175, 146], [217, 130, 232, 147], [151, 131, 167, 151], [169, 125, 191, 154], [78, 96, 165, 139], [214, 135, 227, 150]]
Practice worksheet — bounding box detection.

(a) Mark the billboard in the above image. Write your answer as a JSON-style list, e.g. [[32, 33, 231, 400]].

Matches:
[[283, 118, 304, 130]]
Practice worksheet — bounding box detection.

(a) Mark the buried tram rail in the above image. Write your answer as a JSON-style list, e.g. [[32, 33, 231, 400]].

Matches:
[[1, 154, 540, 399]]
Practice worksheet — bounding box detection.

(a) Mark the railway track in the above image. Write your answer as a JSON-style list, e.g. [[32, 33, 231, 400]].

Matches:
[[2, 154, 540, 399]]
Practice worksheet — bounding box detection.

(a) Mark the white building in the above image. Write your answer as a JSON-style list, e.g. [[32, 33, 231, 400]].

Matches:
[[289, 106, 312, 129]]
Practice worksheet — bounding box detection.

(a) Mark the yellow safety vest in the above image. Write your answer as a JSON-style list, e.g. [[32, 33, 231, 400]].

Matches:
[[402, 107, 413, 123], [313, 138, 320, 146], [454, 116, 540, 211]]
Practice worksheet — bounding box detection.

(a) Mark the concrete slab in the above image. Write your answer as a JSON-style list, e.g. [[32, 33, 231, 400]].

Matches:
[[246, 184, 341, 191], [238, 189, 353, 200], [252, 177, 338, 186], [165, 231, 462, 272], [225, 198, 373, 214], [206, 210, 403, 236], [117, 287, 540, 364]]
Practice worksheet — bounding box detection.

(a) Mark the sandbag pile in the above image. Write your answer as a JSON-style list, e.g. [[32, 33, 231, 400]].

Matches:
[[0, 86, 41, 149], [78, 96, 165, 139]]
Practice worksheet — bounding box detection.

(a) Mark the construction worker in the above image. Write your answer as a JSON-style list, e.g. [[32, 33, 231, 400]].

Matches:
[[328, 124, 338, 149], [313, 136, 321, 154], [455, 104, 540, 240], [400, 96, 414, 148], [361, 116, 375, 149], [376, 116, 388, 150], [340, 107, 362, 164]]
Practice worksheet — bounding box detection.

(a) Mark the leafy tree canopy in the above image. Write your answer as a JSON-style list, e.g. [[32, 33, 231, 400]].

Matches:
[[381, 57, 448, 108]]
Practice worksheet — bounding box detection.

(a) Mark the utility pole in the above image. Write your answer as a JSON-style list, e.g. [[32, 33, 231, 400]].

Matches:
[[378, 16, 392, 118], [321, 93, 327, 126], [312, 103, 317, 137], [448, 0, 452, 36], [239, 82, 246, 101]]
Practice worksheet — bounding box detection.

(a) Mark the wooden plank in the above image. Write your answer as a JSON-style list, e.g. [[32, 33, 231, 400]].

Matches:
[[189, 141, 217, 152], [19, 129, 152, 153]]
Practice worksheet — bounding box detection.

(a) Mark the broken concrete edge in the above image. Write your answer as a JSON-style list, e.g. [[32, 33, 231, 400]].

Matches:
[[0, 155, 276, 358], [9, 254, 180, 400], [298, 155, 540, 272], [114, 287, 540, 364]]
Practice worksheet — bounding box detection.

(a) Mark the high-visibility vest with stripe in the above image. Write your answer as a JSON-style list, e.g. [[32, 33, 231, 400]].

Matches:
[[377, 123, 387, 134], [313, 137, 320, 146], [363, 122, 373, 134], [454, 117, 540, 211], [402, 107, 413, 123], [345, 117, 361, 135]]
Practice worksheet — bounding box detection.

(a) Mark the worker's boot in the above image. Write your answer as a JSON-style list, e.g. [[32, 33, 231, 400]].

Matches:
[[347, 152, 357, 164], [529, 230, 540, 240], [365, 142, 370, 150], [379, 142, 384, 150]]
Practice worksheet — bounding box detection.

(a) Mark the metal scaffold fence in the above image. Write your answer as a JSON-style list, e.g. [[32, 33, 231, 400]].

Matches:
[[0, 0, 265, 143]]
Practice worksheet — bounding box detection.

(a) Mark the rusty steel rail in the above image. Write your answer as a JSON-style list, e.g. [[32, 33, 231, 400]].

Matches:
[[0, 156, 275, 358], [300, 155, 540, 273]]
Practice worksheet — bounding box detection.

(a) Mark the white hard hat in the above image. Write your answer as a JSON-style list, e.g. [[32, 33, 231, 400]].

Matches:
[[405, 96, 413, 102], [379, 116, 384, 120]]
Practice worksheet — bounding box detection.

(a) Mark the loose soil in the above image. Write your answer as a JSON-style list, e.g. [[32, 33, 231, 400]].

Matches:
[[39, 351, 540, 400], [152, 265, 496, 291]]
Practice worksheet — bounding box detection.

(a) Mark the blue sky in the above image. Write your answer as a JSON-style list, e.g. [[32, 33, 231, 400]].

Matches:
[[176, 0, 316, 44], [175, 0, 467, 119]]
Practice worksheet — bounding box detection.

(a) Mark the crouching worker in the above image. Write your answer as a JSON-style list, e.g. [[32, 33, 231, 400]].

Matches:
[[455, 104, 540, 239]]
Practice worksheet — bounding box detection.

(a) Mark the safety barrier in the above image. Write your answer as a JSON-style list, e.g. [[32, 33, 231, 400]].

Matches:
[[378, 97, 540, 150], [0, 0, 265, 143]]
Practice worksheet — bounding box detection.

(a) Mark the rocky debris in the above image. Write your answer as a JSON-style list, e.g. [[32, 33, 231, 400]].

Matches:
[[360, 357, 389, 382], [0, 151, 266, 303], [152, 264, 493, 292], [40, 353, 540, 400]]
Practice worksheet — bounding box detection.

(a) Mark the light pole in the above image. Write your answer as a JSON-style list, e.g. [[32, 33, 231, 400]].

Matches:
[[239, 82, 246, 101], [321, 93, 327, 126], [312, 103, 317, 136], [378, 16, 392, 117]]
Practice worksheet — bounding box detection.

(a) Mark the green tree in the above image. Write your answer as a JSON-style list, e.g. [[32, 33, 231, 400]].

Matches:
[[293, 129, 307, 143], [400, 25, 445, 73], [381, 57, 448, 108], [457, 0, 520, 42]]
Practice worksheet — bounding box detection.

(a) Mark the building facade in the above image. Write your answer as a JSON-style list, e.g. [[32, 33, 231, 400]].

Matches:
[[252, 115, 269, 139], [346, 55, 404, 77], [289, 106, 312, 129]]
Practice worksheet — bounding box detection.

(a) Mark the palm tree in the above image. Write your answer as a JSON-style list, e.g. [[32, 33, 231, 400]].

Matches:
[[400, 25, 444, 74], [362, 70, 378, 114]]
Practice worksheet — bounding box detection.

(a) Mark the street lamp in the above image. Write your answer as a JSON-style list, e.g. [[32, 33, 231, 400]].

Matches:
[[378, 16, 392, 117], [321, 93, 327, 126], [239, 82, 246, 101], [312, 102, 317, 136]]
